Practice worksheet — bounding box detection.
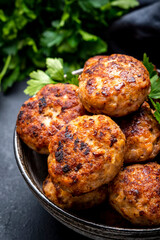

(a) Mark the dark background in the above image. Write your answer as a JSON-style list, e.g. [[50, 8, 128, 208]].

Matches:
[[1, 0, 160, 239], [108, 0, 160, 68]]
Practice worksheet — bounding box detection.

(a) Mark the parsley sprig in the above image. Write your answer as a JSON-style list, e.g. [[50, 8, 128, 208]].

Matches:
[[0, 0, 139, 92], [24, 58, 79, 96], [143, 53, 160, 124]]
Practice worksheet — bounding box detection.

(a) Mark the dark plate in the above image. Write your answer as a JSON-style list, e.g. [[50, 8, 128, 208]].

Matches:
[[14, 130, 160, 240]]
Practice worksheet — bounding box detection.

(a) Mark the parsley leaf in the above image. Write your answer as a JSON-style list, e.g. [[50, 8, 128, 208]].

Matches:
[[110, 0, 139, 9], [149, 98, 160, 124], [65, 73, 79, 86], [149, 75, 160, 99], [24, 70, 55, 96], [143, 53, 156, 78], [46, 58, 64, 81], [143, 53, 160, 99], [143, 53, 160, 124], [24, 58, 79, 96]]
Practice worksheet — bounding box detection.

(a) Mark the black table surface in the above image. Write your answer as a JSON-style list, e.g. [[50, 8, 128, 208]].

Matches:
[[0, 80, 90, 240]]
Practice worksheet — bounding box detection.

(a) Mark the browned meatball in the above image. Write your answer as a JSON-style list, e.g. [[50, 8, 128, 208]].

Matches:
[[16, 84, 86, 154], [118, 102, 160, 163], [79, 54, 150, 117], [43, 175, 108, 210], [48, 115, 125, 196], [109, 162, 160, 226]]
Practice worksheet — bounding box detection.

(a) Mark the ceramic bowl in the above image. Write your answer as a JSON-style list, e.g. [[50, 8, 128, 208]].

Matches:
[[14, 130, 160, 240], [14, 68, 160, 239]]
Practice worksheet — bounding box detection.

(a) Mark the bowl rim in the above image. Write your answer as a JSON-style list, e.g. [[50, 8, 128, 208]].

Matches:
[[14, 129, 160, 235]]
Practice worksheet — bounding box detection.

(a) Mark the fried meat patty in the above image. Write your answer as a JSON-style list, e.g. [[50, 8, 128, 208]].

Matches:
[[118, 102, 160, 163], [43, 175, 108, 210], [79, 54, 150, 117], [16, 84, 86, 154], [48, 115, 125, 195], [109, 162, 160, 226]]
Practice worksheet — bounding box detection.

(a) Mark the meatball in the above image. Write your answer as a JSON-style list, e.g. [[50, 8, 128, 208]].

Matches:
[[118, 102, 160, 163], [16, 84, 86, 154], [48, 115, 125, 195], [43, 175, 108, 210], [109, 162, 160, 226], [79, 54, 150, 117]]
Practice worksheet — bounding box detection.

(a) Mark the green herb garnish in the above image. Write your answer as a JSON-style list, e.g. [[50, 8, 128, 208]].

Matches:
[[143, 53, 160, 123], [0, 0, 139, 92], [24, 58, 79, 96]]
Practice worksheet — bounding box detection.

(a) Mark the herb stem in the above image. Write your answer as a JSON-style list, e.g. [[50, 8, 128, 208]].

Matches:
[[0, 55, 12, 86]]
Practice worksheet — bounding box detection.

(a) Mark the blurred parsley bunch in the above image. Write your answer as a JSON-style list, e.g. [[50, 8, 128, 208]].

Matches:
[[0, 0, 139, 92]]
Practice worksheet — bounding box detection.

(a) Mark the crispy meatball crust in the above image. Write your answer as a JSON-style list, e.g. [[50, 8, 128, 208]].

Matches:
[[109, 162, 160, 226], [16, 84, 86, 154], [43, 175, 108, 210], [79, 54, 150, 117], [118, 102, 160, 163], [48, 115, 125, 196]]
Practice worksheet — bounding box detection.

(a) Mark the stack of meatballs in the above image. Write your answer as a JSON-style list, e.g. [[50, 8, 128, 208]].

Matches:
[[16, 54, 160, 226]]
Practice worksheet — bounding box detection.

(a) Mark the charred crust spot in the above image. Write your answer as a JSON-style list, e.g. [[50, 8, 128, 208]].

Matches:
[[61, 106, 66, 112], [65, 126, 73, 139], [128, 189, 139, 197], [27, 102, 34, 109], [93, 130, 97, 136], [101, 87, 110, 97], [101, 91, 109, 96], [39, 97, 47, 113], [55, 150, 63, 163], [139, 211, 145, 216], [127, 77, 136, 83], [114, 82, 125, 91], [86, 78, 96, 94], [156, 188, 160, 196], [55, 93, 61, 97], [89, 118, 95, 123], [107, 155, 111, 162], [18, 111, 24, 121], [110, 136, 117, 147], [43, 178, 49, 187], [73, 138, 79, 151], [53, 87, 63, 97], [99, 131, 105, 138], [80, 142, 88, 151], [72, 176, 78, 184], [84, 147, 90, 155], [33, 131, 38, 137], [48, 131, 53, 136], [122, 175, 129, 184], [151, 206, 158, 214], [41, 123, 44, 127], [62, 164, 70, 173], [87, 79, 93, 86], [85, 69, 93, 74], [75, 163, 82, 172], [57, 141, 63, 151], [93, 152, 103, 157], [79, 141, 90, 155], [149, 127, 153, 132], [75, 138, 79, 144]]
